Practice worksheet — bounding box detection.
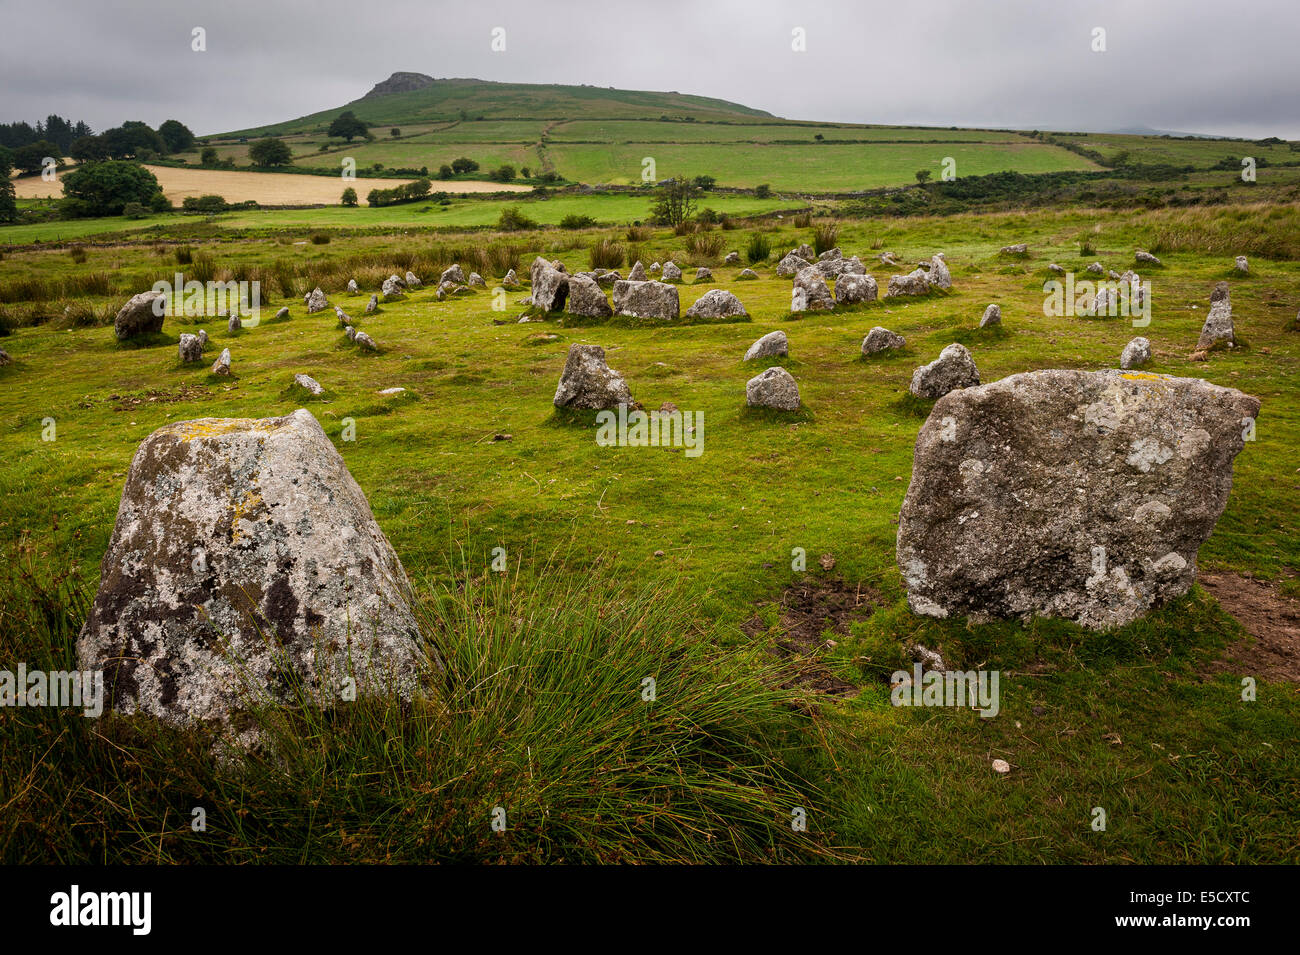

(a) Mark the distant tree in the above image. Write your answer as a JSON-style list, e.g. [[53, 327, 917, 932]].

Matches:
[[915, 169, 932, 184], [13, 140, 60, 174], [341, 186, 358, 206], [249, 137, 293, 166], [693, 175, 716, 190], [70, 135, 108, 161], [437, 164, 453, 180], [61, 160, 162, 217], [754, 183, 771, 198], [327, 111, 369, 143], [520, 166, 531, 178], [158, 120, 196, 153], [390, 127, 401, 137], [450, 157, 479, 174], [101, 122, 165, 159], [488, 164, 515, 182], [0, 147, 16, 222], [650, 179, 701, 228], [200, 146, 219, 165], [121, 201, 149, 219], [814, 133, 824, 141]]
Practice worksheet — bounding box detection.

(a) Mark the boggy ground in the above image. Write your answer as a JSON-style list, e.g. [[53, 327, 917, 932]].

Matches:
[[1, 203, 1297, 863]]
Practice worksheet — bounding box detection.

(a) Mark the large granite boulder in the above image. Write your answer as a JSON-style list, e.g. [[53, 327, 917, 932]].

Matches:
[[776, 253, 811, 278], [927, 254, 952, 290], [834, 273, 878, 305], [909, 343, 979, 398], [114, 291, 166, 340], [746, 366, 801, 411], [566, 274, 613, 318], [661, 262, 683, 283], [685, 289, 747, 320], [897, 369, 1261, 630], [439, 264, 465, 285], [887, 269, 931, 297], [76, 409, 425, 725], [381, 276, 404, 300], [612, 280, 679, 321], [306, 287, 329, 313], [530, 256, 570, 312], [553, 344, 633, 410], [792, 267, 834, 311], [1121, 337, 1152, 369]]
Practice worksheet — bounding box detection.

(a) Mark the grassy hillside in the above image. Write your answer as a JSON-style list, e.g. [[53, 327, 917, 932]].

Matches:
[[223, 76, 776, 138]]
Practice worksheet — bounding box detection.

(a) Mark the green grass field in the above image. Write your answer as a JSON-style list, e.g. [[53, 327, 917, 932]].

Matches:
[[2, 202, 1297, 863]]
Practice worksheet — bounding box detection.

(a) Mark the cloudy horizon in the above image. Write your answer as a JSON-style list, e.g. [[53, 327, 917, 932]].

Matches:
[[3, 0, 1298, 140]]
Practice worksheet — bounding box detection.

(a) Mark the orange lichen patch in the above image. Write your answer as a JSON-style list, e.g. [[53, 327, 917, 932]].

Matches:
[[170, 417, 278, 442], [1120, 372, 1169, 381]]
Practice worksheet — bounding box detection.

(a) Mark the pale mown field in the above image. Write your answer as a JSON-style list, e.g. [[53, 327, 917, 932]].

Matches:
[[11, 165, 531, 204]]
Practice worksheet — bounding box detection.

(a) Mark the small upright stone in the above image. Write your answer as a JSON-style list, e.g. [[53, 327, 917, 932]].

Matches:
[[834, 273, 877, 305], [695, 267, 713, 282], [685, 289, 747, 320], [354, 331, 378, 351], [274, 307, 289, 322], [405, 271, 421, 288], [661, 261, 683, 283], [862, 326, 905, 355], [1120, 337, 1151, 369], [553, 344, 633, 410], [365, 295, 378, 314], [746, 366, 801, 412], [1196, 282, 1235, 351], [347, 278, 358, 293], [293, 373, 324, 396], [211, 348, 232, 376], [439, 264, 465, 285], [979, 304, 1002, 328], [178, 333, 203, 363], [909, 344, 979, 398], [227, 314, 241, 333], [628, 261, 647, 281], [723, 251, 740, 264], [744, 330, 788, 361], [306, 287, 329, 313], [1135, 250, 1162, 266], [1234, 255, 1249, 274]]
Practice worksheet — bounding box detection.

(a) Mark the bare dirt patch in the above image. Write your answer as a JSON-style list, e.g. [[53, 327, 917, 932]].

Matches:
[[1200, 571, 1300, 682], [743, 576, 881, 697]]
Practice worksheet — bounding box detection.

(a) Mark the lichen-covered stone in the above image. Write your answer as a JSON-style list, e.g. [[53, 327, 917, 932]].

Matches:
[[744, 330, 788, 362], [306, 287, 329, 313], [862, 326, 905, 355], [746, 366, 801, 411], [686, 289, 747, 320], [553, 344, 633, 410], [439, 264, 465, 285], [114, 291, 166, 340], [896, 369, 1260, 629], [1197, 282, 1234, 351], [566, 274, 613, 318], [980, 303, 1002, 328], [1121, 337, 1151, 369], [909, 343, 979, 398], [792, 267, 834, 311], [76, 409, 425, 725], [530, 256, 569, 312], [178, 333, 203, 363], [834, 273, 877, 305], [887, 269, 930, 297], [612, 279, 679, 321]]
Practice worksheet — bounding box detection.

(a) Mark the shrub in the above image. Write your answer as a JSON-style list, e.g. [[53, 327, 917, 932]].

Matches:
[[813, 222, 839, 255], [68, 246, 88, 264], [488, 165, 516, 182], [684, 232, 725, 262], [175, 245, 193, 265], [60, 161, 164, 217], [497, 207, 538, 231], [589, 237, 625, 270], [189, 252, 218, 284], [486, 242, 523, 277], [181, 194, 228, 214], [199, 146, 218, 165], [560, 214, 597, 230], [746, 232, 771, 263], [341, 187, 358, 207], [793, 212, 812, 228], [625, 225, 651, 242], [310, 233, 330, 245], [754, 183, 772, 198], [121, 202, 148, 220], [451, 157, 479, 175]]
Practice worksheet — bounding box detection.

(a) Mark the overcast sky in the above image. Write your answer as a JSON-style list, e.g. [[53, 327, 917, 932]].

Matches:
[[4, 0, 1298, 140]]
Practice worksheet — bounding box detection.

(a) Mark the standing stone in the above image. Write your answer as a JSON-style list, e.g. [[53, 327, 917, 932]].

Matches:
[[211, 348, 232, 376], [113, 291, 166, 340], [274, 307, 289, 322], [649, 262, 661, 272], [744, 330, 788, 361], [439, 264, 464, 285], [909, 344, 979, 398], [0, 347, 11, 366], [227, 314, 242, 333], [927, 254, 952, 290], [530, 256, 570, 312], [365, 295, 378, 314], [862, 327, 905, 355], [1048, 263, 1066, 275], [999, 243, 1028, 255], [791, 243, 815, 261], [896, 369, 1261, 630], [792, 267, 834, 311], [1086, 262, 1104, 275], [293, 373, 324, 395], [661, 261, 683, 283], [834, 273, 878, 305], [776, 253, 811, 277], [1120, 337, 1151, 369], [1136, 250, 1162, 266], [566, 274, 613, 318], [695, 267, 713, 282], [685, 289, 748, 320], [354, 331, 378, 351], [347, 279, 358, 293], [737, 268, 759, 280], [612, 280, 679, 321], [381, 276, 404, 300], [334, 306, 352, 326], [405, 271, 421, 288], [1234, 256, 1249, 274], [76, 408, 424, 725], [198, 329, 208, 350], [980, 304, 1002, 328], [178, 333, 203, 363], [502, 269, 518, 286], [468, 272, 486, 287], [553, 344, 633, 410], [628, 261, 647, 281], [345, 325, 357, 341], [1196, 282, 1235, 352], [306, 288, 329, 313], [745, 367, 801, 411], [723, 251, 740, 264], [888, 269, 930, 297]]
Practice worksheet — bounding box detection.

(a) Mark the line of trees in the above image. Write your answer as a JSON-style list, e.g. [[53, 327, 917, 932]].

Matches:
[[365, 178, 434, 207], [0, 115, 92, 152]]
